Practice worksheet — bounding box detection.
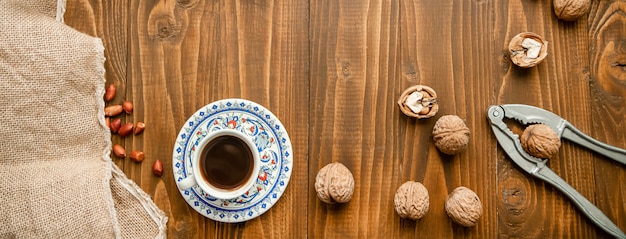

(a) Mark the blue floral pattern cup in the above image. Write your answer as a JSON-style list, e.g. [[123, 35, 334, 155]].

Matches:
[[177, 129, 261, 200], [173, 99, 293, 223]]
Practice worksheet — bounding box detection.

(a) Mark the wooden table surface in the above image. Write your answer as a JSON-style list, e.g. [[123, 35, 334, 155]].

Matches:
[[65, 0, 625, 238]]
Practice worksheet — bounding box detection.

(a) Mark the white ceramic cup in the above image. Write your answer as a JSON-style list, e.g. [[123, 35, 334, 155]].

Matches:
[[177, 129, 260, 200]]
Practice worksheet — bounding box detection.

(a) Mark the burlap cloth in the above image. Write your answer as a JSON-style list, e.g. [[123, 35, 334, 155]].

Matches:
[[0, 0, 167, 238]]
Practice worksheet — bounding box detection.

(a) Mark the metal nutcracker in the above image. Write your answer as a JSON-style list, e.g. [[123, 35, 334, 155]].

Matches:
[[487, 104, 626, 238]]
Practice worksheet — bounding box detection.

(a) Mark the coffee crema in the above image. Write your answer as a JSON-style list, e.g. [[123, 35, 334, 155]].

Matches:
[[199, 135, 254, 190]]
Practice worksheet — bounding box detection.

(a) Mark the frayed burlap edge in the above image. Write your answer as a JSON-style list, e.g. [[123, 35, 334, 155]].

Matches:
[[112, 165, 168, 239], [55, 0, 65, 22], [55, 1, 167, 238], [93, 38, 122, 239], [95, 37, 168, 237]]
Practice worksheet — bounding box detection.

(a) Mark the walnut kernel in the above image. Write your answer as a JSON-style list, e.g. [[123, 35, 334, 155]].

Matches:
[[432, 115, 470, 155], [508, 32, 548, 68], [521, 124, 561, 158], [315, 162, 355, 204], [398, 85, 439, 119], [445, 186, 482, 227], [394, 181, 429, 220], [553, 0, 590, 21]]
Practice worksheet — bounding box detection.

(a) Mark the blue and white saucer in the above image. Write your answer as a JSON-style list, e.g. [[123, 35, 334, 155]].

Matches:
[[172, 99, 293, 223]]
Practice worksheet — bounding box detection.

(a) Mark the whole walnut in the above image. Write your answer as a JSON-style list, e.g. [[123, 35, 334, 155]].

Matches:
[[315, 162, 355, 204], [445, 186, 482, 227], [521, 124, 561, 159], [394, 181, 429, 220], [553, 0, 590, 21], [432, 115, 470, 155]]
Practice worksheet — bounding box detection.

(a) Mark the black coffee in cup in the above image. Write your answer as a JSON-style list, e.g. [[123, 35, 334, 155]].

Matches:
[[199, 135, 255, 190]]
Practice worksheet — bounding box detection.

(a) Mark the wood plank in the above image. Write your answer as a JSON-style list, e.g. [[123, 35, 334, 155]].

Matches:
[[309, 0, 401, 237], [210, 0, 310, 238], [125, 0, 309, 237], [588, 0, 626, 237], [492, 0, 621, 238], [400, 0, 498, 238], [125, 1, 207, 237]]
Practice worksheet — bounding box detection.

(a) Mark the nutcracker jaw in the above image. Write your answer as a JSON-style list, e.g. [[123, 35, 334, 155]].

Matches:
[[489, 104, 626, 165], [487, 104, 626, 239]]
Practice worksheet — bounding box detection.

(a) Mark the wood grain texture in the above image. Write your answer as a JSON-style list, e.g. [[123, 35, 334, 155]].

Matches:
[[494, 0, 601, 237], [309, 0, 401, 238], [399, 1, 497, 238], [64, 0, 625, 238], [588, 0, 626, 236], [67, 0, 308, 238]]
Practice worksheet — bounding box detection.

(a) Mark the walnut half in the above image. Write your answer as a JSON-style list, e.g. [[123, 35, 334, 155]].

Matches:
[[397, 85, 439, 119], [509, 32, 548, 68]]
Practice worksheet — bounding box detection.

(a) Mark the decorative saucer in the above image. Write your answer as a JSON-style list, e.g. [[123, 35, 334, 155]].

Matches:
[[172, 99, 293, 223]]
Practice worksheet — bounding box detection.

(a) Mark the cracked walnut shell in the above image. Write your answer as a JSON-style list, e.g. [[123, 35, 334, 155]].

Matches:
[[398, 85, 439, 119], [315, 162, 355, 204], [394, 181, 429, 220], [432, 115, 470, 155], [508, 32, 548, 68], [445, 186, 482, 227], [521, 124, 561, 159]]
